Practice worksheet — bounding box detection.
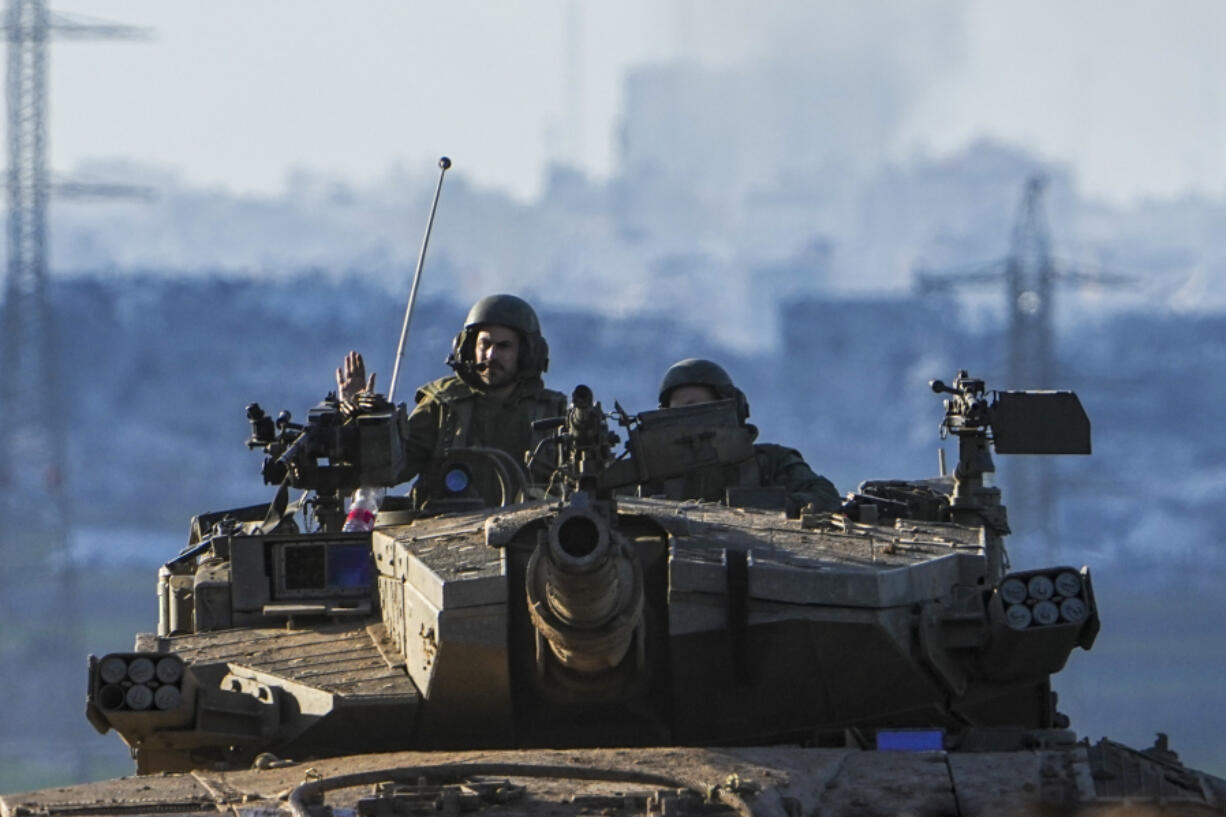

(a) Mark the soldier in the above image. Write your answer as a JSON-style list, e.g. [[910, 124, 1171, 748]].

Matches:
[[657, 358, 842, 512], [337, 294, 566, 505]]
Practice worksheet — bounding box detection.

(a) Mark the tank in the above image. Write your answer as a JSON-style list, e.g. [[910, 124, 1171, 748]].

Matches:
[[5, 371, 1224, 817]]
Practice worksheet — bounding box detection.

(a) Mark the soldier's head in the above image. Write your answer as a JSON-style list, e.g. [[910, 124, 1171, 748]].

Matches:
[[448, 294, 549, 389], [658, 358, 750, 423]]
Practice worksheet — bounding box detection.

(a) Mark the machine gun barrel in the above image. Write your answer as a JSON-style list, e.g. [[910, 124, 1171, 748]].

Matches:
[[275, 428, 311, 467], [930, 370, 1091, 579]]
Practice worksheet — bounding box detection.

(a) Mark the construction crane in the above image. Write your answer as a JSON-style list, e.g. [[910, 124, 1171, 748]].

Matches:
[[0, 0, 148, 779], [914, 176, 1128, 554]]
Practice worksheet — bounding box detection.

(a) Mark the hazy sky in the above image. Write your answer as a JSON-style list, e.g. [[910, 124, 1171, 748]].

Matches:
[[40, 0, 1226, 205]]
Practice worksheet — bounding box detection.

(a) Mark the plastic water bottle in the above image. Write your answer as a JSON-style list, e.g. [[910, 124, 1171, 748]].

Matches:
[[342, 486, 386, 532]]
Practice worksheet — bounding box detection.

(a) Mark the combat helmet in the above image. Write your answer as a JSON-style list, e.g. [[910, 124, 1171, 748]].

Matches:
[[447, 294, 550, 384], [658, 358, 749, 423]]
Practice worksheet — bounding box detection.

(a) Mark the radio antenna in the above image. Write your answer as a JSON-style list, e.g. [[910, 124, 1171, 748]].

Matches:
[[389, 156, 451, 403]]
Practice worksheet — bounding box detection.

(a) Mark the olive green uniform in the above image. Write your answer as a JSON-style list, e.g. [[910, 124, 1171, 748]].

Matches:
[[651, 357, 840, 514], [754, 442, 841, 512], [636, 426, 841, 514], [401, 374, 566, 501]]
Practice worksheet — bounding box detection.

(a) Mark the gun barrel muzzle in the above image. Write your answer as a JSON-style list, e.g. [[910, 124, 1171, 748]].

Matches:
[[527, 506, 643, 674], [545, 509, 620, 625]]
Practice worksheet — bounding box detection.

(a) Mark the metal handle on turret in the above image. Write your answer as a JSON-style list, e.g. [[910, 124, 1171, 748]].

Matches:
[[388, 156, 451, 403]]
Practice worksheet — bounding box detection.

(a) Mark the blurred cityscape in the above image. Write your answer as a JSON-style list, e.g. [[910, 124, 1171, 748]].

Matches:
[[3, 0, 1226, 793]]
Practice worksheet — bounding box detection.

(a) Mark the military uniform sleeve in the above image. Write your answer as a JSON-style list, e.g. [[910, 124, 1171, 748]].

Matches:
[[397, 393, 442, 485], [756, 443, 842, 513]]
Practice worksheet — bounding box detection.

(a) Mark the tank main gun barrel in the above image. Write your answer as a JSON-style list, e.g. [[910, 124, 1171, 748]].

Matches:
[[526, 505, 643, 675], [545, 507, 621, 626]]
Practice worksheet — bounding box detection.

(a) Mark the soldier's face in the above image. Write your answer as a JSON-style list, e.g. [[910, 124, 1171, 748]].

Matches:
[[667, 385, 719, 407], [474, 325, 520, 388]]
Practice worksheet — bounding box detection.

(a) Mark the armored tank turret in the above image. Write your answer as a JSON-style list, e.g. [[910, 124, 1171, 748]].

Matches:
[[5, 372, 1224, 817]]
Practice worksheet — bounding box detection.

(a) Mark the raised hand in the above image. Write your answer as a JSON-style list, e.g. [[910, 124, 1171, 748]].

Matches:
[[336, 350, 376, 401]]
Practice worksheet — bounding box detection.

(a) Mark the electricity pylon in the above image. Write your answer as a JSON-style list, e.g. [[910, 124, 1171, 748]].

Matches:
[[914, 176, 1127, 554], [0, 0, 148, 777]]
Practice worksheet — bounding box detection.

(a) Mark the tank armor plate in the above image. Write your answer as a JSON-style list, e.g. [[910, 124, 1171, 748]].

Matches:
[[134, 621, 414, 699]]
